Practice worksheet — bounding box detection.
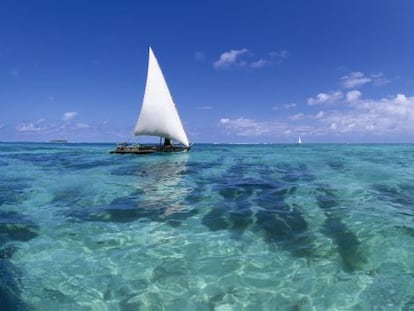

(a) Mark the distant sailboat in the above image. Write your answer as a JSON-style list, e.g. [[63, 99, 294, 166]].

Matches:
[[298, 136, 302, 144], [111, 47, 191, 154]]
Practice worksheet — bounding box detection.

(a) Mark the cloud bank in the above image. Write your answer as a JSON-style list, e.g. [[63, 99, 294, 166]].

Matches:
[[219, 71, 413, 141]]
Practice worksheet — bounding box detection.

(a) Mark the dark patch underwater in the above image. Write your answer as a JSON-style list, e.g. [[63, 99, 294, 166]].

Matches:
[[0, 210, 38, 310], [0, 177, 30, 207], [315, 184, 366, 272], [67, 192, 198, 226], [201, 162, 315, 258]]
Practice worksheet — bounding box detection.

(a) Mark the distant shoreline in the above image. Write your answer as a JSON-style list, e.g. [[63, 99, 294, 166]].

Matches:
[[48, 140, 69, 143]]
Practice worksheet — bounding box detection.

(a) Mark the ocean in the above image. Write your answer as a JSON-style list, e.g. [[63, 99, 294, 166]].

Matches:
[[1, 142, 414, 310]]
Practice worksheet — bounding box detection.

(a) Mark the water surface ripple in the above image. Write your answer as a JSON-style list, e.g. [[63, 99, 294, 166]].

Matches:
[[1, 142, 414, 310]]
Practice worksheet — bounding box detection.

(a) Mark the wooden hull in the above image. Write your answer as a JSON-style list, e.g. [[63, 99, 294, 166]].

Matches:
[[110, 145, 191, 154]]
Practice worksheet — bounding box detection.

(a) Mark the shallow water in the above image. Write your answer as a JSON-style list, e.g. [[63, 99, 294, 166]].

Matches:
[[1, 142, 414, 310]]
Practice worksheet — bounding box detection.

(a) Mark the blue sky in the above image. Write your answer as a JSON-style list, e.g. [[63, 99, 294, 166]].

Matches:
[[1, 0, 414, 143]]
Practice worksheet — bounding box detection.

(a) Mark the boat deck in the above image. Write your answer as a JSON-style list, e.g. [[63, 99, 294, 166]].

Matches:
[[110, 144, 191, 154]]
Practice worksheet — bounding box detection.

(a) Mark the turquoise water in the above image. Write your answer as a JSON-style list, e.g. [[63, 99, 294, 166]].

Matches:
[[1, 142, 414, 310]]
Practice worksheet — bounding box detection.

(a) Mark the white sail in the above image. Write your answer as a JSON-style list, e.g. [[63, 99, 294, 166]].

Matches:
[[134, 47, 190, 147], [298, 136, 302, 144]]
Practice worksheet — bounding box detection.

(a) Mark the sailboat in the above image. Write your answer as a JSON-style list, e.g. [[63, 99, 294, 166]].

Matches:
[[298, 136, 302, 144], [111, 47, 191, 154]]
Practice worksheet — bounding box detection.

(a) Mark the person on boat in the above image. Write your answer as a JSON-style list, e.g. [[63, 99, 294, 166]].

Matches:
[[163, 137, 174, 151], [117, 142, 128, 151]]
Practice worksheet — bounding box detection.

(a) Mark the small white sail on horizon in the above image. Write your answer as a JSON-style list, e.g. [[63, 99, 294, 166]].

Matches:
[[298, 136, 302, 144], [134, 47, 190, 147]]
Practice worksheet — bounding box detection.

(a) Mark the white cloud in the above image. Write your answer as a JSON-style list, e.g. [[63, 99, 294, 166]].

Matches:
[[219, 89, 414, 141], [15, 114, 91, 135], [16, 123, 37, 132], [219, 117, 287, 137], [62, 112, 78, 121], [16, 120, 44, 132], [307, 91, 343, 106], [300, 68, 412, 138], [289, 113, 305, 121], [75, 123, 90, 129], [394, 93, 409, 105], [250, 59, 269, 69], [269, 50, 289, 64], [340, 72, 371, 89], [213, 48, 288, 70], [371, 72, 390, 86], [213, 49, 249, 69], [314, 111, 325, 119], [346, 90, 361, 102], [340, 72, 390, 89], [270, 50, 288, 58], [316, 93, 414, 134]]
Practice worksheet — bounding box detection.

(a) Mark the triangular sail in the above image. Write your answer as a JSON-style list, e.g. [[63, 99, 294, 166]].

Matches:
[[134, 47, 190, 147]]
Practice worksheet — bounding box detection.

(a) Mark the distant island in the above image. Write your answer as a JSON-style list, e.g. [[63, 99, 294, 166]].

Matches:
[[48, 139, 68, 143]]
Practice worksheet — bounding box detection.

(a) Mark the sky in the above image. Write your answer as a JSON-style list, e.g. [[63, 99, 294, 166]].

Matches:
[[1, 0, 414, 143]]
